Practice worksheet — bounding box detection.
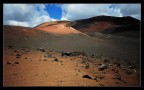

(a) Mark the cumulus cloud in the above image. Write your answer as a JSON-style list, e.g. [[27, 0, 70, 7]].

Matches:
[[3, 4, 52, 27], [61, 4, 141, 21], [111, 4, 141, 20], [61, 4, 122, 21], [51, 18, 58, 21], [6, 20, 30, 27]]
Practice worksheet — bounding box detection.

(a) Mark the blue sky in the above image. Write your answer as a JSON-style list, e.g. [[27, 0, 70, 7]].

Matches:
[[45, 4, 62, 20], [3, 4, 141, 27]]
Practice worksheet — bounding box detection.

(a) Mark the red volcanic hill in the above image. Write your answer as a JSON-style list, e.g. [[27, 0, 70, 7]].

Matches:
[[34, 15, 140, 38], [34, 21, 82, 35]]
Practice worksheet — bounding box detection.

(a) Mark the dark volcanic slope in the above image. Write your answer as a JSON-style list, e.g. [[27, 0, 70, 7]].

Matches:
[[100, 24, 140, 38], [68, 15, 140, 38], [68, 15, 140, 29]]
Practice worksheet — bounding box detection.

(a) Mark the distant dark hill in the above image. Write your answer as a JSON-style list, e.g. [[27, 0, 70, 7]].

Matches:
[[69, 15, 140, 26], [67, 15, 140, 38]]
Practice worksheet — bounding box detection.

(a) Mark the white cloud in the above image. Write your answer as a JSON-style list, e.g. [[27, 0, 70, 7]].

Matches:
[[61, 4, 141, 21], [61, 4, 122, 21], [3, 4, 52, 27], [6, 20, 30, 27], [112, 4, 141, 20], [31, 15, 51, 27], [51, 18, 58, 21]]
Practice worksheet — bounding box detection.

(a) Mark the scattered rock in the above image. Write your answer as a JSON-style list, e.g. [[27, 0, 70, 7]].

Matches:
[[115, 69, 119, 74], [16, 54, 21, 56], [97, 75, 104, 79], [16, 56, 21, 58], [81, 60, 85, 64], [53, 58, 58, 61], [43, 59, 47, 61], [8, 46, 13, 49], [16, 54, 21, 58], [61, 51, 86, 57], [14, 62, 19, 64], [113, 74, 126, 84], [61, 51, 71, 56], [99, 83, 104, 86], [14, 50, 17, 52], [37, 48, 45, 52], [25, 50, 29, 52], [13, 73, 17, 75], [98, 63, 102, 65], [115, 82, 119, 84], [98, 64, 108, 71], [82, 57, 89, 69], [90, 54, 95, 58], [108, 64, 112, 66], [104, 59, 110, 63], [47, 54, 52, 58], [94, 78, 99, 82], [85, 65, 89, 69], [128, 65, 135, 69], [21, 48, 30, 52], [44, 55, 47, 57], [82, 75, 92, 79], [78, 70, 81, 72], [94, 74, 105, 82], [113, 74, 121, 80], [7, 61, 11, 65], [113, 60, 121, 68], [134, 69, 137, 72], [34, 74, 38, 76]]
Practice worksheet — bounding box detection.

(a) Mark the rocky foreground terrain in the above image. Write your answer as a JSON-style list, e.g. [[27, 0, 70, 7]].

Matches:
[[4, 46, 140, 86]]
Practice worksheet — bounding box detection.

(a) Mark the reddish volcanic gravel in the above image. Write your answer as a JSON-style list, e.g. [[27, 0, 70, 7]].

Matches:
[[3, 47, 140, 86]]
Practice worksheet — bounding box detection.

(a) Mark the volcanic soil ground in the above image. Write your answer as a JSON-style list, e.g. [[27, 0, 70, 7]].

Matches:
[[3, 46, 140, 86]]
